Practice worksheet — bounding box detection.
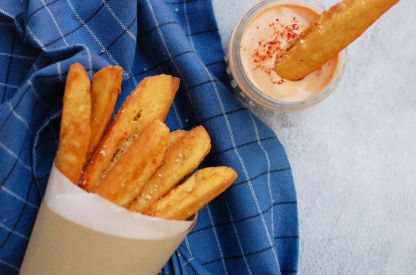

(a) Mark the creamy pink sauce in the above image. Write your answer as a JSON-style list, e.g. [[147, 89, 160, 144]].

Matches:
[[240, 3, 338, 101]]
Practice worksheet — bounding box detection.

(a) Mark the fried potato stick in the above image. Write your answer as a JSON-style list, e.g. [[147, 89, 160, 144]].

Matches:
[[275, 0, 399, 80], [87, 66, 122, 159], [96, 120, 169, 207], [130, 126, 211, 213], [82, 75, 179, 191], [153, 167, 237, 220], [167, 130, 187, 148], [55, 63, 91, 183]]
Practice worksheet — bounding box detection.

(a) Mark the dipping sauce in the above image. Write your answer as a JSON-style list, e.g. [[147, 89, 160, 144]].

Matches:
[[239, 3, 339, 102]]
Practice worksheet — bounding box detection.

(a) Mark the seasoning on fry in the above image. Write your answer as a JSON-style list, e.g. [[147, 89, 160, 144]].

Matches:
[[153, 167, 238, 220], [130, 126, 211, 213], [56, 65, 237, 221], [96, 120, 169, 207], [81, 75, 179, 191]]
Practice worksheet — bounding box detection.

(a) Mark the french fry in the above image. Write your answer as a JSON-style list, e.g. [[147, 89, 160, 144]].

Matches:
[[55, 63, 91, 183], [95, 120, 169, 207], [81, 75, 179, 191], [275, 0, 399, 80], [129, 126, 211, 213], [153, 167, 237, 220], [87, 66, 122, 159], [167, 130, 187, 148]]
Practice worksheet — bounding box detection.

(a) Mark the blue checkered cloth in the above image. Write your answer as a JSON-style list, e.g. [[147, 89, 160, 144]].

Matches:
[[0, 0, 298, 274]]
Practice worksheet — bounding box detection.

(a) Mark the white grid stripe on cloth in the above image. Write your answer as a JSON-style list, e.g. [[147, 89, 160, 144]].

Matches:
[[7, 102, 30, 130], [56, 62, 63, 81], [32, 62, 39, 71], [65, 0, 137, 83], [0, 185, 38, 209], [0, 222, 28, 240], [178, 250, 194, 268], [223, 196, 254, 275], [0, 8, 23, 33], [101, 0, 136, 41], [83, 44, 94, 76], [202, 65, 281, 270], [25, 26, 46, 48], [183, 237, 194, 263], [0, 141, 31, 171], [207, 205, 229, 275], [39, 0, 69, 46], [28, 80, 49, 108], [183, 1, 195, 49], [0, 83, 19, 89], [248, 112, 275, 237], [0, 53, 35, 60]]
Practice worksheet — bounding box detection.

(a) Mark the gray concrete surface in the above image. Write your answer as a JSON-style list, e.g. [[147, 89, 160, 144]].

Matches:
[[213, 0, 416, 274]]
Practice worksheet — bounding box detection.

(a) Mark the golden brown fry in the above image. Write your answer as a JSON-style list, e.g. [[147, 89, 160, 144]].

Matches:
[[275, 0, 399, 80], [81, 75, 179, 191], [153, 167, 237, 220], [167, 130, 187, 148], [87, 66, 122, 159], [55, 63, 91, 183], [95, 120, 169, 207], [129, 126, 211, 213]]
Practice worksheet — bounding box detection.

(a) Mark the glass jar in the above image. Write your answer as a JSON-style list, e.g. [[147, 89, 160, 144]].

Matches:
[[226, 0, 347, 112]]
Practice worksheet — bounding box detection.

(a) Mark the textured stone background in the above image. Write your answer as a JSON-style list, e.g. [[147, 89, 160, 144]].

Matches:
[[213, 0, 416, 273]]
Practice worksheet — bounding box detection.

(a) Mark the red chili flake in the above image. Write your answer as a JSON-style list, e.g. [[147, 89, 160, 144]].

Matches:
[[272, 79, 284, 85], [250, 19, 306, 83]]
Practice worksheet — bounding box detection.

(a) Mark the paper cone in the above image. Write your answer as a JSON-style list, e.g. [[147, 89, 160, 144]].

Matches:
[[20, 166, 195, 275]]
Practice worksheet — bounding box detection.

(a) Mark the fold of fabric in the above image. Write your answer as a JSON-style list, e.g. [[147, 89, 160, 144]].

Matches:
[[0, 0, 298, 274]]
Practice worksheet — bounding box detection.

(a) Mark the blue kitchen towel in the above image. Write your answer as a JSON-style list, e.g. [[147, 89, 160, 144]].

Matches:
[[0, 0, 298, 274]]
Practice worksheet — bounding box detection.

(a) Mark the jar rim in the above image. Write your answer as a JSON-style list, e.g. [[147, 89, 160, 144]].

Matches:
[[227, 0, 348, 111]]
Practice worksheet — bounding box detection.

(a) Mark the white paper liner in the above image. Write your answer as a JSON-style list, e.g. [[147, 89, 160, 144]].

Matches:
[[45, 166, 193, 239]]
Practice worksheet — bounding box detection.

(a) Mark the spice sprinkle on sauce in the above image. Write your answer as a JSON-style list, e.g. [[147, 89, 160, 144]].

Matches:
[[240, 3, 339, 101]]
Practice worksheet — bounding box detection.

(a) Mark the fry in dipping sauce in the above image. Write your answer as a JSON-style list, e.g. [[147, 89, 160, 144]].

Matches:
[[240, 3, 339, 101], [275, 0, 399, 80], [55, 63, 91, 183]]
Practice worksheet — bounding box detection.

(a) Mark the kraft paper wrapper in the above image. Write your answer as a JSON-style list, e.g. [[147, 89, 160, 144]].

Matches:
[[20, 166, 195, 275]]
